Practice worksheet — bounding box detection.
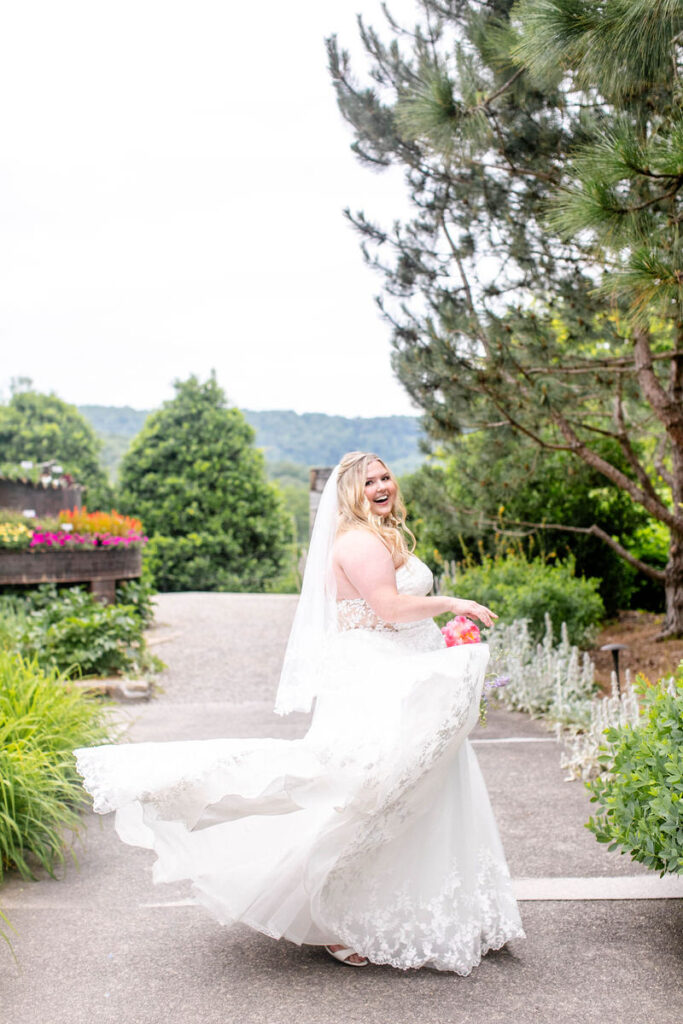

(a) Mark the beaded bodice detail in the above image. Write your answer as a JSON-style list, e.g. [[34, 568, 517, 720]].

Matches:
[[336, 555, 435, 633]]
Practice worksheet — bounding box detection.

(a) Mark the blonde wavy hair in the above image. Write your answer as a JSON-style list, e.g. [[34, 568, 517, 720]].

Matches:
[[336, 451, 416, 566]]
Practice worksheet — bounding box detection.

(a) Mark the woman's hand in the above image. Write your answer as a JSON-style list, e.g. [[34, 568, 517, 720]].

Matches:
[[448, 598, 498, 629]]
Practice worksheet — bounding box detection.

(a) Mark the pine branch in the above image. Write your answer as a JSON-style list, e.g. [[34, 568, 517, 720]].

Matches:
[[633, 328, 683, 447], [468, 158, 558, 183], [480, 385, 574, 451], [654, 433, 674, 490], [438, 212, 492, 356], [552, 409, 683, 533], [525, 350, 683, 375], [457, 507, 666, 583], [613, 376, 662, 505], [617, 180, 683, 214], [481, 67, 525, 108]]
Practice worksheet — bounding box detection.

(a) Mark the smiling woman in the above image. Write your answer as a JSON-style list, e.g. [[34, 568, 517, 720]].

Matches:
[[75, 449, 523, 974]]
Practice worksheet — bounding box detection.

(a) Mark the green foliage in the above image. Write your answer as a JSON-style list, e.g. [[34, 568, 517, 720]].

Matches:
[[233, 410, 423, 473], [1, 586, 154, 678], [586, 668, 683, 876], [262, 543, 303, 594], [78, 405, 150, 438], [441, 553, 604, 646], [402, 431, 667, 614], [0, 649, 113, 883], [0, 388, 113, 508], [267, 463, 309, 545], [0, 595, 29, 651], [78, 405, 424, 483], [329, 0, 683, 629], [115, 567, 157, 628], [117, 376, 294, 592]]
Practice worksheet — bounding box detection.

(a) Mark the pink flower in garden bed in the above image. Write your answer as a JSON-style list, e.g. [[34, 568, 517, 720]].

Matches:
[[441, 615, 481, 647], [29, 531, 92, 548], [28, 529, 147, 549], [96, 532, 148, 546]]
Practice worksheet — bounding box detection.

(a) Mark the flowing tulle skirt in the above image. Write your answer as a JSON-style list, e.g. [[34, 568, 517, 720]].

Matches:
[[76, 638, 524, 973]]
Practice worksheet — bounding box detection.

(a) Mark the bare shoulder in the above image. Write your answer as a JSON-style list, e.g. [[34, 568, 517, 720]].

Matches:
[[334, 529, 392, 563]]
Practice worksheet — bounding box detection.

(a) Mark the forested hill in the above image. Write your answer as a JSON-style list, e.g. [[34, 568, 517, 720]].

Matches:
[[78, 405, 424, 477], [242, 410, 422, 472]]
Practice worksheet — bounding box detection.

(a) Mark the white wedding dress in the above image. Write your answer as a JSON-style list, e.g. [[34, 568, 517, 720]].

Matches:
[[75, 555, 524, 974]]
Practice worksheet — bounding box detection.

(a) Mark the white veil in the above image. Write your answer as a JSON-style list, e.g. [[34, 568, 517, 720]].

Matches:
[[274, 466, 340, 715]]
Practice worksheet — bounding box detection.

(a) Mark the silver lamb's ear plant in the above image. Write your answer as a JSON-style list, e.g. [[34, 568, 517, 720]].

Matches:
[[487, 614, 596, 723], [486, 615, 648, 780], [560, 670, 641, 782]]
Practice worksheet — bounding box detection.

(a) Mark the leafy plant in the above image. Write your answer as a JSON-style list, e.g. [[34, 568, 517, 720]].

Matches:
[[441, 553, 604, 646], [586, 668, 683, 876], [0, 651, 115, 946], [116, 569, 157, 628], [17, 588, 146, 677], [0, 585, 158, 678]]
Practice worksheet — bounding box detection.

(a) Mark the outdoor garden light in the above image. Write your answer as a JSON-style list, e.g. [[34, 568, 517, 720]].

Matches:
[[600, 643, 629, 695]]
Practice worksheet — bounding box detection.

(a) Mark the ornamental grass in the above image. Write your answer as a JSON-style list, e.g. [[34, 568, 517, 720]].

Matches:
[[0, 649, 114, 889]]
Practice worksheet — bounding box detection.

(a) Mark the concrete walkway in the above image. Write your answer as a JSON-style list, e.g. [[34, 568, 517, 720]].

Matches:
[[1, 593, 682, 1024]]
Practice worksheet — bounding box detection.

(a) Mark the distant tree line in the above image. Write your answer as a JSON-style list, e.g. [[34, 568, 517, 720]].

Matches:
[[78, 405, 425, 479]]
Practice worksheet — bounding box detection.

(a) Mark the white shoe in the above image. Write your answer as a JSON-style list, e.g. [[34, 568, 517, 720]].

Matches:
[[324, 945, 369, 967]]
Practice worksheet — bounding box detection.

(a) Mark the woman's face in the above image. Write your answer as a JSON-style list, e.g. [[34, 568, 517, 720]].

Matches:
[[364, 460, 397, 517]]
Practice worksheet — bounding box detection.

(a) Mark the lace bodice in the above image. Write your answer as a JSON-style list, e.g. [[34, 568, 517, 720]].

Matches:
[[336, 555, 435, 633]]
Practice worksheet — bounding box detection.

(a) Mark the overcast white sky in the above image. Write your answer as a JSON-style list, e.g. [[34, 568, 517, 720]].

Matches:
[[0, 0, 424, 418]]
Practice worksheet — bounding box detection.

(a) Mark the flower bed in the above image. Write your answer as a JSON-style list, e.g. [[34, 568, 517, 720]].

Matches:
[[0, 508, 146, 603], [29, 529, 145, 549]]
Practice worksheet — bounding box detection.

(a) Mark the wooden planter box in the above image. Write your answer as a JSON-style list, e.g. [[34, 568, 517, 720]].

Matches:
[[0, 479, 84, 517], [0, 546, 143, 604]]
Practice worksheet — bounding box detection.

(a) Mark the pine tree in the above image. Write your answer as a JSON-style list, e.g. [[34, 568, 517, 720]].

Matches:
[[118, 375, 294, 591], [328, 0, 683, 635]]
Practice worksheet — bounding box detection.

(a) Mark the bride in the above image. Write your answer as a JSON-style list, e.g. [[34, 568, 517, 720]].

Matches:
[[75, 451, 524, 973]]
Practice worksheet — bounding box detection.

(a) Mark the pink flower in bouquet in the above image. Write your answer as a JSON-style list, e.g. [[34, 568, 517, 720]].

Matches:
[[441, 615, 481, 647]]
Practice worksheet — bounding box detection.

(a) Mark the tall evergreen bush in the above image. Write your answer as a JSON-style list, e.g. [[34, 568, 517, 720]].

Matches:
[[117, 375, 293, 591]]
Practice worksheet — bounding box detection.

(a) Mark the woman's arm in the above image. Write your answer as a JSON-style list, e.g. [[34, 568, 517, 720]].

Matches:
[[333, 531, 497, 627]]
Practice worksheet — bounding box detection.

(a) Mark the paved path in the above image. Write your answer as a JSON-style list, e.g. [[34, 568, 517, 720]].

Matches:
[[1, 593, 682, 1024]]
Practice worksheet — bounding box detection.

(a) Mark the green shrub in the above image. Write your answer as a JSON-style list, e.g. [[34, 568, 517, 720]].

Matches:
[[263, 543, 303, 594], [144, 532, 289, 592], [0, 652, 114, 881], [441, 554, 604, 646], [0, 585, 158, 678], [586, 667, 683, 876], [116, 566, 157, 627], [117, 375, 294, 591]]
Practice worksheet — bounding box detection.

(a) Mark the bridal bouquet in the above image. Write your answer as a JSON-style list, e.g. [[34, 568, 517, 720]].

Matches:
[[441, 616, 509, 725], [441, 615, 481, 646]]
